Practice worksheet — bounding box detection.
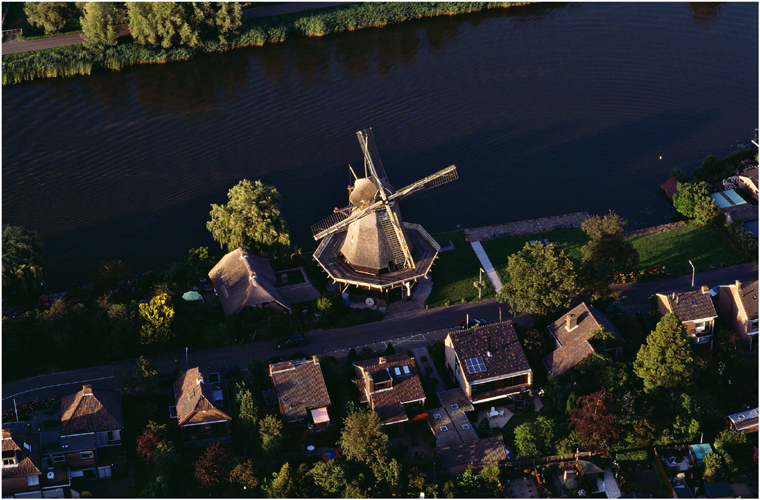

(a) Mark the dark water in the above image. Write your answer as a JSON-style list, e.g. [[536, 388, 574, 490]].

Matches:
[[3, 2, 758, 292]]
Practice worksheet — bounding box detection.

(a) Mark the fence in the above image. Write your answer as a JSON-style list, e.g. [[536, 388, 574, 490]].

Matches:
[[2, 28, 21, 41], [503, 450, 596, 469]]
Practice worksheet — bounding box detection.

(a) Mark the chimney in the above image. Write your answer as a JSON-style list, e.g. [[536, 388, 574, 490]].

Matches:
[[566, 313, 578, 331], [249, 271, 258, 287], [2, 429, 10, 439], [379, 356, 386, 364], [487, 337, 492, 357], [196, 377, 203, 385], [676, 295, 679, 304], [82, 384, 93, 395], [736, 280, 742, 289]]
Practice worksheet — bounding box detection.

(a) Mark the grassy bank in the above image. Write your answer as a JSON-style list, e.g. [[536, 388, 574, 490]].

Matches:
[[3, 2, 527, 85]]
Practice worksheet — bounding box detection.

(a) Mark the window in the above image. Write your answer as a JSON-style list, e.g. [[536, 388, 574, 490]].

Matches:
[[107, 430, 120, 442], [2, 450, 16, 466], [82, 469, 97, 481], [694, 322, 706, 333], [462, 424, 471, 430], [465, 357, 487, 374], [402, 366, 410, 374], [440, 426, 449, 432], [52, 455, 66, 463], [80, 451, 94, 460], [433, 413, 441, 419], [26, 475, 39, 487], [450, 404, 459, 410], [394, 367, 401, 376]]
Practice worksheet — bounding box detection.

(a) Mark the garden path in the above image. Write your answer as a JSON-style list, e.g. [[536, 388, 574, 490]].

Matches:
[[470, 241, 503, 294]]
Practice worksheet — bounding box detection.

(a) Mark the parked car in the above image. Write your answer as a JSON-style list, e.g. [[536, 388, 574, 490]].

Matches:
[[220, 365, 240, 379], [459, 318, 487, 329], [277, 334, 307, 349]]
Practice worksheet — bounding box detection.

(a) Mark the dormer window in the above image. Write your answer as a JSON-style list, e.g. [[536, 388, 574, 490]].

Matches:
[[2, 450, 17, 467], [373, 380, 392, 391]]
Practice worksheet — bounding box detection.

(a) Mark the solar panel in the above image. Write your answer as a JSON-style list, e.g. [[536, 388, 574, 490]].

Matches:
[[465, 357, 486, 374]]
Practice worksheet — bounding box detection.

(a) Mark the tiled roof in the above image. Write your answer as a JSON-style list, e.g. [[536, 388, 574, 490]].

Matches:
[[660, 176, 679, 199], [2, 431, 41, 478], [174, 367, 231, 426], [60, 385, 123, 435], [543, 303, 625, 378], [428, 390, 478, 449], [448, 322, 531, 383], [659, 290, 718, 322], [739, 280, 759, 320], [270, 357, 331, 423], [724, 204, 758, 223], [208, 247, 291, 315], [439, 435, 507, 470], [353, 354, 425, 425]]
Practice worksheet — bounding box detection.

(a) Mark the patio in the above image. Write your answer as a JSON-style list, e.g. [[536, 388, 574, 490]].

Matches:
[[476, 404, 513, 429], [505, 475, 540, 498]]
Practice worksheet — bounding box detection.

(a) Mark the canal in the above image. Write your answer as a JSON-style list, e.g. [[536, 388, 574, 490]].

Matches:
[[2, 2, 757, 292]]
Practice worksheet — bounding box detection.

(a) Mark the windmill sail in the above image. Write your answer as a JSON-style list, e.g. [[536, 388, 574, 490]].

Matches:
[[378, 207, 412, 269], [357, 128, 389, 183], [390, 165, 458, 202]]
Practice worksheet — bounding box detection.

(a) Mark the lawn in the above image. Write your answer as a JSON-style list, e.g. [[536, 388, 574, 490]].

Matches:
[[481, 228, 590, 284], [629, 221, 751, 276], [426, 231, 497, 308]]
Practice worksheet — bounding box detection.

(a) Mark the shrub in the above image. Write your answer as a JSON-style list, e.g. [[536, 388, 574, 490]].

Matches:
[[616, 449, 648, 462], [727, 220, 758, 256]]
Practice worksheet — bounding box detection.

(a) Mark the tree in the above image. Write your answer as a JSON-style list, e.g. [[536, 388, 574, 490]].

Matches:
[[513, 416, 555, 459], [498, 241, 578, 316], [633, 313, 695, 392], [91, 259, 130, 293], [81, 2, 119, 49], [136, 421, 167, 465], [228, 459, 260, 492], [186, 246, 216, 276], [127, 2, 242, 49], [693, 199, 724, 226], [673, 181, 710, 218], [569, 389, 620, 452], [207, 179, 290, 255], [580, 211, 639, 297], [309, 461, 348, 495], [268, 463, 297, 498], [259, 414, 283, 456], [193, 442, 232, 489], [2, 225, 44, 307], [339, 408, 388, 465], [23, 2, 72, 34], [670, 167, 690, 183], [138, 293, 175, 344]]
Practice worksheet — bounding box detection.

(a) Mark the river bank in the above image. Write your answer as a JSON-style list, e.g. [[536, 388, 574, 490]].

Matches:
[[2, 2, 528, 85]]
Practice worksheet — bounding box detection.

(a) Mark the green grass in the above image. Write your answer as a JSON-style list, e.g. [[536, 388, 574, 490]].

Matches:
[[426, 231, 496, 308], [481, 228, 590, 284], [629, 221, 751, 276]]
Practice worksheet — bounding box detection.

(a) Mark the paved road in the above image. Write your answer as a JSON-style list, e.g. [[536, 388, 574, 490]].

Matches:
[[2, 261, 756, 412], [2, 3, 350, 55]]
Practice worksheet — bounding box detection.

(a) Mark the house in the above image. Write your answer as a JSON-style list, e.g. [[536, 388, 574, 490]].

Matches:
[[718, 280, 758, 349], [269, 356, 331, 427], [727, 407, 758, 433], [543, 303, 626, 378], [426, 389, 506, 475], [444, 322, 532, 405], [352, 354, 426, 427], [209, 247, 293, 314], [42, 384, 126, 482], [2, 429, 42, 498], [723, 204, 758, 236], [657, 289, 718, 348], [738, 167, 758, 200], [173, 367, 232, 447]]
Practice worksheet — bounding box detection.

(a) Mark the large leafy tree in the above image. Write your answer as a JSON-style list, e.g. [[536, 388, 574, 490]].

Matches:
[[23, 2, 73, 34], [693, 199, 724, 226], [633, 313, 695, 392], [569, 389, 620, 452], [338, 408, 388, 465], [127, 2, 242, 48], [673, 181, 711, 218], [138, 292, 175, 344], [580, 211, 639, 297], [2, 225, 44, 307], [513, 415, 556, 459], [81, 2, 119, 49], [207, 179, 290, 255], [193, 442, 232, 489], [498, 241, 578, 316]]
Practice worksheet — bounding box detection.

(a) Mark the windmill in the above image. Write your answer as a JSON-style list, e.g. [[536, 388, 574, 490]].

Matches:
[[312, 128, 458, 296]]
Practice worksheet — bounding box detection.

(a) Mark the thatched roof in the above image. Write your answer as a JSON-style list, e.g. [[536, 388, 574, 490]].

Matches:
[[208, 248, 291, 315], [340, 202, 414, 272]]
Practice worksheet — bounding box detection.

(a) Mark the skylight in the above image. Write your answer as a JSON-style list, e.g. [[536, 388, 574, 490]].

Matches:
[[440, 426, 449, 432], [451, 404, 459, 410], [462, 424, 471, 430], [465, 357, 486, 374], [403, 366, 410, 374], [433, 413, 441, 419]]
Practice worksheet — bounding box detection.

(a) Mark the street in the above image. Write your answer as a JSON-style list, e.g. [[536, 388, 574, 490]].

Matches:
[[2, 261, 756, 412]]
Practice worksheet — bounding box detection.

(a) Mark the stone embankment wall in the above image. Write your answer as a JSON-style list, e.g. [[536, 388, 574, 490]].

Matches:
[[464, 212, 590, 242]]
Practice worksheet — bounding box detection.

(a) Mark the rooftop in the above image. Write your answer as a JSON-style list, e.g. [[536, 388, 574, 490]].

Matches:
[[174, 367, 231, 426], [60, 385, 123, 435], [353, 354, 425, 425], [659, 289, 718, 322], [448, 322, 531, 383], [270, 357, 331, 424]]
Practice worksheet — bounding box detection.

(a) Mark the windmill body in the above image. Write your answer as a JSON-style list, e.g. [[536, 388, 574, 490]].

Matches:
[[312, 129, 458, 295]]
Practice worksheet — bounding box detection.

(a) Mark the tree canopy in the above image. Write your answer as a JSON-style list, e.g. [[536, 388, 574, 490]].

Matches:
[[81, 2, 120, 49], [138, 292, 175, 344], [127, 2, 242, 48], [2, 225, 44, 307], [338, 408, 388, 465], [693, 199, 724, 226], [580, 211, 639, 298], [23, 2, 73, 34], [498, 241, 578, 316], [569, 389, 620, 452], [207, 179, 290, 255], [673, 181, 711, 218], [633, 313, 695, 392]]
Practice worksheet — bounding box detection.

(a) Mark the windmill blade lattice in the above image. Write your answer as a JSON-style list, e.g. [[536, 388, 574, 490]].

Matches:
[[311, 199, 384, 240], [390, 165, 458, 202], [357, 128, 389, 183]]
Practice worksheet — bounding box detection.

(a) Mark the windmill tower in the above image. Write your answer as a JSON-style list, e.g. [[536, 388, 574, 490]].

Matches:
[[312, 128, 458, 297]]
